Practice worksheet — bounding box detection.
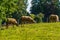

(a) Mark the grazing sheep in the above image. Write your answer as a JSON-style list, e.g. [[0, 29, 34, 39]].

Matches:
[[21, 16, 36, 24], [6, 18, 18, 28], [49, 14, 59, 22]]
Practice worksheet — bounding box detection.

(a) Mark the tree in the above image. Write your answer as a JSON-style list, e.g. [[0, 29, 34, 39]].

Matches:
[[12, 0, 28, 24], [30, 0, 41, 15], [0, 0, 19, 25], [31, 0, 59, 22]]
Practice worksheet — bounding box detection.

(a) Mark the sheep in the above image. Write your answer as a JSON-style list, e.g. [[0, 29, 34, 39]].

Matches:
[[21, 16, 36, 24], [6, 18, 18, 28], [49, 14, 59, 22]]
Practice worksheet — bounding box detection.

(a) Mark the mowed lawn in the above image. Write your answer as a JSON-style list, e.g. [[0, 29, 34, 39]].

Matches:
[[0, 22, 60, 40]]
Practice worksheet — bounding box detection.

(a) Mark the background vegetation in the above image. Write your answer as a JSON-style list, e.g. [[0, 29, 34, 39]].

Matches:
[[0, 0, 60, 24]]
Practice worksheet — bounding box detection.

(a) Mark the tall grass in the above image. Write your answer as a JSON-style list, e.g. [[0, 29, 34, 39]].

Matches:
[[0, 22, 60, 40]]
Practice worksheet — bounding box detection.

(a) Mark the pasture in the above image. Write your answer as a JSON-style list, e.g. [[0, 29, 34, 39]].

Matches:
[[0, 22, 60, 40]]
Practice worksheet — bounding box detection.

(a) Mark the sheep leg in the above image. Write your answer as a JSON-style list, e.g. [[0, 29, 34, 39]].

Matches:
[[12, 25, 14, 28], [6, 22, 8, 29]]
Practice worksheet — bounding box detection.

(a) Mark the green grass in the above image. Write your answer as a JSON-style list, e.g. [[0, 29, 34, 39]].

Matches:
[[0, 22, 60, 40]]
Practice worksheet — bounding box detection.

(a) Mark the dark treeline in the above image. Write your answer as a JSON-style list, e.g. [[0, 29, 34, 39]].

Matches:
[[31, 0, 60, 22]]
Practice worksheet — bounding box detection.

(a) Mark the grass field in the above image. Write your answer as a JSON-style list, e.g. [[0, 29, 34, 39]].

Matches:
[[0, 22, 60, 40]]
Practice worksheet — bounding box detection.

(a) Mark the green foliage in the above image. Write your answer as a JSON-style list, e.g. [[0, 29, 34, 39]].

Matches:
[[30, 14, 35, 19], [17, 0, 27, 16], [38, 13, 44, 18], [0, 0, 19, 24], [34, 16, 40, 23], [34, 13, 44, 23], [0, 0, 28, 24]]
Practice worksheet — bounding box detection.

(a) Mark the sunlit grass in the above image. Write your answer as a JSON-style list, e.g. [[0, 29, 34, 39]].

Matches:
[[0, 22, 60, 40]]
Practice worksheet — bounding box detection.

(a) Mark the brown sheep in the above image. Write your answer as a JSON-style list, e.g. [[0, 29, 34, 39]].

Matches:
[[21, 16, 36, 24], [6, 18, 18, 28], [49, 14, 59, 22]]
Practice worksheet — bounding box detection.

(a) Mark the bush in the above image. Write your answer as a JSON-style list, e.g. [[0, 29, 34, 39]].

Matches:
[[34, 13, 44, 23], [30, 14, 35, 19]]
